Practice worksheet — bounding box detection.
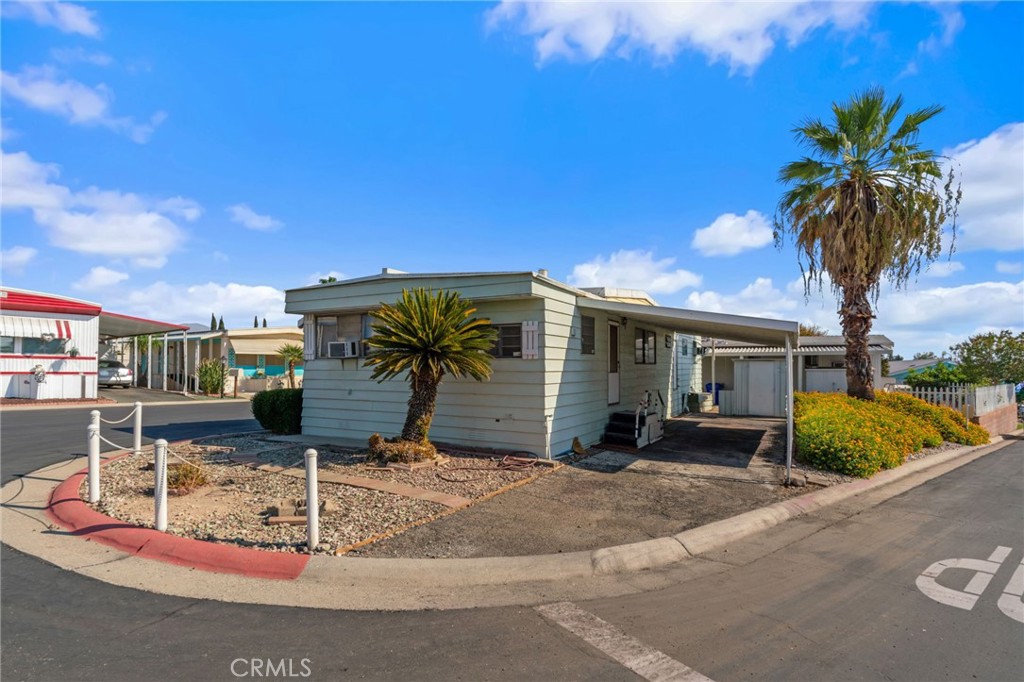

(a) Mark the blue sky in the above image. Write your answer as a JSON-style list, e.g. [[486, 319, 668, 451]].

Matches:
[[1, 1, 1021, 356]]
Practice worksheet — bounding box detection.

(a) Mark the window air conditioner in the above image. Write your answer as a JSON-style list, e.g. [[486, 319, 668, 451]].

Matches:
[[328, 339, 360, 358]]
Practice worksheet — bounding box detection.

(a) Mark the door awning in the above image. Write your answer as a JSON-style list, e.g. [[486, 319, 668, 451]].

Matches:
[[228, 337, 298, 355], [576, 297, 799, 346], [0, 315, 72, 339], [99, 311, 187, 338]]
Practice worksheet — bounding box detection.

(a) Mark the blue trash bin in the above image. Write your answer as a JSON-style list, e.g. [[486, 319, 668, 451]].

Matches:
[[705, 382, 724, 405]]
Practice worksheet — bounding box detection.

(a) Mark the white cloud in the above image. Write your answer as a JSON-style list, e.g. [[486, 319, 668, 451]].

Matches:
[[73, 266, 128, 291], [307, 271, 347, 285], [996, 260, 1022, 275], [1, 1, 99, 37], [691, 209, 773, 257], [0, 65, 166, 143], [0, 245, 38, 274], [922, 260, 964, 278], [879, 280, 1024, 330], [568, 249, 701, 294], [121, 282, 291, 327], [918, 6, 964, 57], [227, 203, 283, 232], [488, 1, 870, 72], [50, 47, 113, 66], [945, 122, 1024, 252], [1, 149, 198, 268], [686, 277, 803, 320]]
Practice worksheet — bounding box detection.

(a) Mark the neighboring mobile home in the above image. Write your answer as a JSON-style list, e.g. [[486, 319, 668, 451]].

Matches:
[[705, 335, 894, 417], [285, 270, 800, 458]]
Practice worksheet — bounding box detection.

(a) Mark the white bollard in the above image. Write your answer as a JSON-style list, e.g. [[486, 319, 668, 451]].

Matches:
[[154, 439, 168, 532], [133, 401, 143, 456], [305, 449, 319, 551], [87, 410, 101, 503]]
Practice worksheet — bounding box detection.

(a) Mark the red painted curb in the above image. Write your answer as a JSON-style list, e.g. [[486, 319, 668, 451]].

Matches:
[[46, 466, 309, 581]]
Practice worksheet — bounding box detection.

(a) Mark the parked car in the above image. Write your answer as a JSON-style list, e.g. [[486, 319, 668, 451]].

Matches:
[[98, 360, 133, 388]]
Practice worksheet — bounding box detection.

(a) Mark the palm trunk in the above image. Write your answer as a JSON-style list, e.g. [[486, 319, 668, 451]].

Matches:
[[401, 372, 439, 442], [288, 361, 295, 389], [840, 282, 875, 400]]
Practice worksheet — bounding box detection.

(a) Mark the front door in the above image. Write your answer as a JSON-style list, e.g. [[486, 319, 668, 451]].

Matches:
[[608, 322, 620, 404]]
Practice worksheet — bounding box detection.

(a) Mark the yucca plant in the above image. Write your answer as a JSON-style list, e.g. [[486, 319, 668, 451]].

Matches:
[[276, 343, 305, 389], [364, 288, 497, 444], [775, 87, 961, 400]]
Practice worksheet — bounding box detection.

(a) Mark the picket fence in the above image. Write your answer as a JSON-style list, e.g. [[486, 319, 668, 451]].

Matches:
[[894, 383, 1014, 418]]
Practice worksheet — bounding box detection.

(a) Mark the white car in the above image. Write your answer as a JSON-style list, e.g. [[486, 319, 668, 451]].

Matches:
[[98, 360, 133, 388]]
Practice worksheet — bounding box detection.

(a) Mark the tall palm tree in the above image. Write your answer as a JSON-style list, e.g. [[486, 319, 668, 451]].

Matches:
[[276, 343, 305, 389], [775, 87, 961, 400], [364, 288, 497, 443]]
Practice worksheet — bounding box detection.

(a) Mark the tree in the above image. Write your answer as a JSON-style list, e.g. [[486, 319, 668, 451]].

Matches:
[[913, 351, 937, 360], [218, 316, 225, 331], [774, 87, 960, 401], [881, 357, 890, 377], [891, 354, 904, 361], [318, 276, 338, 284], [210, 313, 217, 331], [949, 330, 1024, 385], [364, 288, 497, 444], [276, 343, 305, 389], [904, 363, 968, 388], [253, 315, 259, 328], [262, 318, 267, 328], [799, 323, 830, 337]]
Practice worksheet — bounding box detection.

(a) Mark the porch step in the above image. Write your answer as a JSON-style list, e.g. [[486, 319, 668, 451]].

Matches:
[[609, 411, 647, 426], [605, 421, 638, 437], [602, 432, 640, 448], [603, 411, 643, 447]]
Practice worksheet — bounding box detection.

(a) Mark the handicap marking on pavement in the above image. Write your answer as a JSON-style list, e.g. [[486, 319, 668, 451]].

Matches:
[[915, 546, 1024, 623], [535, 601, 714, 682]]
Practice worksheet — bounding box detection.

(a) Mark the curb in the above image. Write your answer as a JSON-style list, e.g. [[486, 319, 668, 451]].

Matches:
[[35, 434, 1017, 586], [45, 464, 308, 581]]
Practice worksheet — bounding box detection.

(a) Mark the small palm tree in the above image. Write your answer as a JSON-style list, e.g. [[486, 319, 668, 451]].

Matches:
[[364, 288, 497, 443], [276, 343, 304, 389], [775, 87, 961, 400]]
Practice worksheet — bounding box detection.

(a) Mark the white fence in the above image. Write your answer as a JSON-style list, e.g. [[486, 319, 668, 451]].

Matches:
[[896, 383, 1014, 418]]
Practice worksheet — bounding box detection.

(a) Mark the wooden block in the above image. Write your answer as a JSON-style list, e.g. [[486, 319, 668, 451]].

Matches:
[[266, 515, 307, 526]]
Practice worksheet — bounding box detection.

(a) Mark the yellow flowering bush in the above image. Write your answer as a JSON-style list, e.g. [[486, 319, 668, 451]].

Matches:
[[876, 392, 989, 446], [795, 393, 943, 478]]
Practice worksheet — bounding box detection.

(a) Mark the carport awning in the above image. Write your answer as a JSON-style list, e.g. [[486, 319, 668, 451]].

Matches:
[[577, 298, 799, 346], [0, 315, 72, 339], [99, 311, 187, 338], [228, 338, 295, 355]]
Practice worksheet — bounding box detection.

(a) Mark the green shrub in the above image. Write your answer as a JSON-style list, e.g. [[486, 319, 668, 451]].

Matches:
[[877, 392, 989, 446], [366, 433, 438, 464], [251, 388, 303, 434], [794, 393, 943, 478], [197, 359, 226, 395]]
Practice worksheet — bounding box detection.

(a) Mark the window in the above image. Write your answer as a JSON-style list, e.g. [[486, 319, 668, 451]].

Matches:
[[316, 316, 339, 357], [490, 324, 522, 358], [361, 313, 377, 356], [21, 337, 67, 355], [580, 316, 595, 355], [634, 328, 656, 364], [1, 336, 13, 353]]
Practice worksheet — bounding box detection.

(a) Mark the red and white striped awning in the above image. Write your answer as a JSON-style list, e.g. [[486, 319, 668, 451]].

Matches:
[[0, 315, 72, 339]]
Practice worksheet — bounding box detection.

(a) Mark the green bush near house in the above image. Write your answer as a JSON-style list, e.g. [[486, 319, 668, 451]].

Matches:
[[794, 393, 944, 478], [197, 359, 226, 395], [876, 392, 989, 446], [251, 388, 303, 434]]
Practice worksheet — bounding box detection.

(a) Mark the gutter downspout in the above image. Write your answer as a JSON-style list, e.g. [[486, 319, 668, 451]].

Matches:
[[710, 339, 716, 408], [785, 335, 794, 485]]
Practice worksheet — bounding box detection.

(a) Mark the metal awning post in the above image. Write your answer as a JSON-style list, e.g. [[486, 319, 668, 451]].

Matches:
[[147, 335, 153, 389], [785, 335, 794, 485], [162, 333, 168, 392], [132, 336, 139, 387]]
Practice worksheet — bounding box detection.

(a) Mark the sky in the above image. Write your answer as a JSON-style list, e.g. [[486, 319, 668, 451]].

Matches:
[[1, 1, 1021, 357]]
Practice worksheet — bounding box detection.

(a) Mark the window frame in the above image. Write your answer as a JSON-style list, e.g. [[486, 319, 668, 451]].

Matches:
[[580, 316, 596, 355], [634, 327, 657, 365], [489, 324, 523, 359]]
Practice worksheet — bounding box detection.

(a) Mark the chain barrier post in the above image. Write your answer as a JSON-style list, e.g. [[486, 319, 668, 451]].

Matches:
[[133, 401, 143, 456], [305, 449, 319, 551], [154, 439, 168, 532], [87, 410, 101, 503]]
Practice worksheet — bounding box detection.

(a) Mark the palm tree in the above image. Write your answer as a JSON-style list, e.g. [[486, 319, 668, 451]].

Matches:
[[276, 343, 304, 389], [774, 87, 961, 400], [364, 288, 497, 443]]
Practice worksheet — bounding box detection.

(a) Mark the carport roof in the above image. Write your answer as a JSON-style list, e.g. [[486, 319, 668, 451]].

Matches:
[[99, 311, 187, 338], [576, 297, 799, 346]]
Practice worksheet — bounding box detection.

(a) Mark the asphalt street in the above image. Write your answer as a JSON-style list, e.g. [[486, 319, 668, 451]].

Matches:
[[1, 404, 1021, 681], [0, 401, 260, 484]]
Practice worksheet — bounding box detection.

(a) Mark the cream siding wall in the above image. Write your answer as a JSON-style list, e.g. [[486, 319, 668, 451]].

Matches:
[[1, 312, 98, 399]]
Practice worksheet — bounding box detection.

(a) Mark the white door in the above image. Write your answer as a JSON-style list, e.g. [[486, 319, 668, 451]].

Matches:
[[748, 361, 778, 416], [608, 323, 620, 404]]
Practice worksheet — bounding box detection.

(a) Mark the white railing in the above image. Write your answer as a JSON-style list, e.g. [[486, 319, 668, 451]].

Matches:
[[896, 383, 1015, 417]]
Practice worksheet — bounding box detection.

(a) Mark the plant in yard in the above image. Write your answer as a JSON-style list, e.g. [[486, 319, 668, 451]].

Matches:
[[363, 288, 497, 461], [277, 343, 304, 389], [166, 460, 209, 493], [774, 87, 961, 401], [196, 358, 226, 395], [949, 330, 1024, 386], [904, 363, 968, 388], [251, 388, 303, 434]]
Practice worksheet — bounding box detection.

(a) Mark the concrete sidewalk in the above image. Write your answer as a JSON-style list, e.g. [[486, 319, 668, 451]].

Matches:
[[1, 434, 1016, 611]]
